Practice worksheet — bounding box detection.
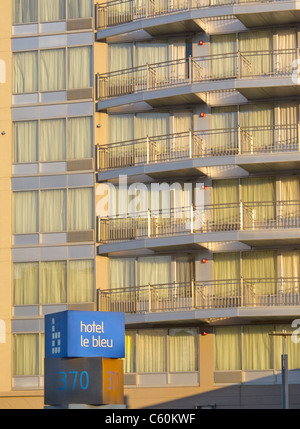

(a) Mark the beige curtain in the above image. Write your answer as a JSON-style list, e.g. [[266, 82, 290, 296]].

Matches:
[[40, 118, 66, 161], [242, 250, 277, 295], [13, 0, 38, 24], [243, 325, 274, 370], [68, 46, 92, 89], [213, 253, 240, 296], [69, 260, 94, 303], [68, 116, 93, 159], [68, 188, 93, 231], [173, 111, 193, 154], [40, 189, 66, 232], [110, 258, 136, 289], [240, 104, 274, 152], [13, 51, 38, 94], [214, 326, 242, 370], [138, 329, 167, 372], [169, 328, 198, 372], [68, 0, 92, 18], [40, 49, 66, 92], [280, 176, 300, 218], [13, 262, 39, 305], [281, 252, 300, 293], [40, 261, 67, 304], [210, 34, 237, 79], [277, 29, 297, 75], [13, 121, 38, 163], [125, 331, 136, 373], [279, 102, 298, 150], [241, 176, 276, 222], [13, 334, 39, 376], [239, 30, 273, 77], [13, 191, 38, 234], [212, 179, 239, 227], [210, 106, 238, 154], [40, 0, 65, 22]]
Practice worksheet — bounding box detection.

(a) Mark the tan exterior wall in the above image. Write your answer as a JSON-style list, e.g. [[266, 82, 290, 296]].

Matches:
[[0, 0, 12, 394]]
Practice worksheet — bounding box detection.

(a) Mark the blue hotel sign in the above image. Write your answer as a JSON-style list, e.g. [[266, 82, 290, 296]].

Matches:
[[45, 310, 125, 359]]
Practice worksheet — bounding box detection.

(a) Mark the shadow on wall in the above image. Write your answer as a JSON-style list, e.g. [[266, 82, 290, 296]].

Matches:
[[125, 371, 300, 409]]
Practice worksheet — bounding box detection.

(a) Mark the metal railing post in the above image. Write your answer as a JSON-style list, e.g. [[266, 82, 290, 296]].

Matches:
[[190, 204, 194, 233], [298, 123, 300, 151], [147, 208, 151, 237], [148, 283, 151, 312], [146, 63, 150, 90], [189, 55, 192, 84], [240, 277, 243, 308], [146, 136, 150, 163], [238, 125, 241, 154], [237, 51, 240, 79], [189, 129, 193, 158], [240, 200, 243, 230], [191, 279, 195, 309]]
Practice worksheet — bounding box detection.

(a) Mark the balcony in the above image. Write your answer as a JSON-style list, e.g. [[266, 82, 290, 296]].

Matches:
[[96, 124, 300, 180], [96, 49, 300, 110], [97, 278, 300, 319], [97, 201, 300, 249], [95, 0, 300, 41]]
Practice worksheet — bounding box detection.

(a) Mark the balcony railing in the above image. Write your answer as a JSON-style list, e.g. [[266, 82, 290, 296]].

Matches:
[[96, 124, 300, 171], [96, 0, 293, 30], [97, 277, 300, 314], [97, 200, 300, 243], [96, 49, 299, 100]]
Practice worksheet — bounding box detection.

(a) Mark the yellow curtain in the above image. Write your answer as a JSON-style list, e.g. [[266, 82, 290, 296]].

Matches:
[[242, 250, 277, 295], [13, 262, 39, 305], [138, 329, 167, 373], [212, 179, 239, 227], [243, 325, 274, 370], [69, 260, 94, 303], [40, 261, 67, 304], [13, 334, 39, 376], [214, 326, 242, 370], [124, 331, 136, 373], [213, 253, 240, 296], [169, 328, 198, 372], [241, 176, 276, 222]]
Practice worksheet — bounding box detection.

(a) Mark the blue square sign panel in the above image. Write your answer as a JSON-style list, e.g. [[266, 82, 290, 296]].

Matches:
[[45, 310, 125, 359]]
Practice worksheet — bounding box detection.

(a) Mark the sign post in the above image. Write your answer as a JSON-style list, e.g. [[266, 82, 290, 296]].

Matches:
[[44, 310, 125, 408]]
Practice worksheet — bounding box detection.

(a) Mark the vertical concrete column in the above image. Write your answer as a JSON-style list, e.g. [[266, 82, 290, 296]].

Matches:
[[199, 329, 214, 389], [0, 0, 12, 392]]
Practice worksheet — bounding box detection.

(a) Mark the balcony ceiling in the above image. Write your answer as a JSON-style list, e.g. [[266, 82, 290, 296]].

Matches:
[[236, 9, 300, 27]]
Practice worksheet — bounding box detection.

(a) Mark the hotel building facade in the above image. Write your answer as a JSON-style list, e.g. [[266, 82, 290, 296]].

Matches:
[[1, 0, 300, 408]]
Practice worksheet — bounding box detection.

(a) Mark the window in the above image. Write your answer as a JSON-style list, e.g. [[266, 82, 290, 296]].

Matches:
[[68, 46, 92, 90], [13, 334, 39, 376], [214, 324, 300, 372], [13, 0, 38, 25], [125, 328, 199, 374], [40, 189, 67, 232], [13, 262, 39, 305], [40, 49, 66, 92], [13, 51, 38, 94], [13, 259, 94, 305], [13, 47, 93, 95], [69, 260, 94, 303], [40, 261, 67, 304], [67, 0, 93, 19], [13, 121, 38, 163], [138, 330, 167, 373], [68, 188, 93, 231], [13, 188, 93, 234], [13, 191, 39, 234], [40, 0, 66, 22], [13, 116, 93, 164], [40, 118, 66, 162], [169, 328, 198, 372]]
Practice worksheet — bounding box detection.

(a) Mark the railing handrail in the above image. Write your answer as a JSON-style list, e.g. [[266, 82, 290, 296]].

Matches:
[[98, 199, 300, 221], [97, 48, 298, 79], [97, 124, 298, 151], [97, 276, 300, 295], [96, 0, 296, 29]]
